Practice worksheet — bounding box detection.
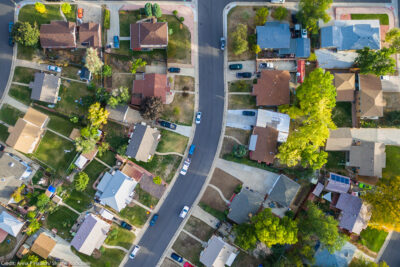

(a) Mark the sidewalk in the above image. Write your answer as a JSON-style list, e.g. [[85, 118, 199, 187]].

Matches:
[[191, 205, 219, 229]]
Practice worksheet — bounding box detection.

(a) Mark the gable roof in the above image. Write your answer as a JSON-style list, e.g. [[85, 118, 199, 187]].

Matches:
[[97, 170, 137, 212], [200, 235, 238, 267], [278, 38, 311, 58], [255, 109, 290, 142], [325, 173, 351, 193], [0, 211, 24, 237], [267, 174, 300, 208], [79, 22, 101, 48], [336, 193, 371, 234], [249, 126, 278, 164], [325, 128, 353, 151], [31, 233, 56, 259], [121, 160, 154, 182], [349, 141, 385, 177], [357, 74, 384, 118], [315, 242, 357, 267], [29, 73, 60, 104], [334, 73, 355, 102], [131, 73, 170, 105], [40, 21, 76, 49], [126, 124, 160, 162], [130, 22, 168, 50], [70, 214, 110, 255], [256, 22, 291, 49], [321, 20, 381, 51], [228, 188, 264, 224], [252, 70, 290, 106]]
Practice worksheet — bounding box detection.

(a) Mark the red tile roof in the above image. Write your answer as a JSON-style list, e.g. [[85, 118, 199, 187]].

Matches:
[[40, 21, 76, 49], [252, 70, 290, 106], [131, 73, 170, 105]]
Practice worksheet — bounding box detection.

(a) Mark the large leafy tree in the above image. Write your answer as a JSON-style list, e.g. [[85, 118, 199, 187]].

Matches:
[[107, 86, 130, 108], [277, 68, 336, 169], [255, 7, 269, 26], [74, 172, 90, 191], [232, 24, 248, 56], [152, 3, 162, 18], [26, 219, 41, 236], [355, 47, 396, 76], [35, 2, 46, 14], [36, 193, 50, 210], [88, 102, 109, 127], [297, 0, 332, 33], [85, 48, 103, 74], [140, 96, 163, 120], [131, 58, 147, 74], [272, 7, 288, 21], [12, 22, 40, 47], [234, 223, 258, 250], [385, 27, 400, 53]]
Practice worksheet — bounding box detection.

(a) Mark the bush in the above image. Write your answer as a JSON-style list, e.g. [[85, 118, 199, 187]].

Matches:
[[102, 64, 112, 77], [35, 2, 46, 14], [61, 3, 71, 15], [152, 3, 162, 18], [232, 144, 247, 158], [173, 107, 180, 116], [232, 24, 248, 56], [173, 10, 178, 16], [144, 3, 152, 17], [153, 176, 162, 185], [168, 28, 174, 35], [103, 9, 110, 29], [252, 44, 261, 54], [255, 7, 269, 26], [272, 6, 288, 21], [308, 52, 317, 61], [179, 17, 185, 22]]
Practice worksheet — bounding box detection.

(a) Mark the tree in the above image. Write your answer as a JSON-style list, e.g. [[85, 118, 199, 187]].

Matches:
[[75, 137, 96, 154], [298, 202, 348, 253], [107, 86, 130, 108], [140, 96, 163, 120], [145, 3, 152, 17], [272, 7, 288, 21], [61, 3, 71, 15], [35, 2, 46, 14], [232, 24, 248, 56], [103, 64, 112, 77], [12, 22, 40, 47], [153, 176, 162, 185], [11, 184, 25, 203], [18, 255, 50, 267], [152, 3, 162, 18], [232, 144, 247, 158], [36, 193, 50, 210], [234, 223, 258, 250], [27, 211, 36, 221], [70, 115, 79, 123], [362, 176, 400, 231], [26, 219, 41, 236], [88, 102, 109, 127], [297, 0, 332, 33], [255, 7, 269, 26], [117, 144, 128, 156], [75, 172, 89, 191], [85, 48, 103, 74], [277, 68, 336, 169], [355, 47, 396, 76], [97, 142, 110, 157], [252, 44, 261, 54], [131, 58, 147, 74], [385, 28, 400, 53]]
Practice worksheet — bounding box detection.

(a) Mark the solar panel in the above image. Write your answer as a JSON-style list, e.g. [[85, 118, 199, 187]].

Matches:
[[330, 173, 350, 184]]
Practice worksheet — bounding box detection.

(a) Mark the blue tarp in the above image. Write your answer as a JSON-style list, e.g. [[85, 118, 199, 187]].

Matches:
[[47, 185, 56, 193]]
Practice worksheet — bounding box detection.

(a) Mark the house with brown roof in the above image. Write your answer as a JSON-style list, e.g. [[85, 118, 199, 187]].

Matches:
[[248, 126, 278, 164], [126, 123, 160, 162], [252, 70, 290, 106], [31, 232, 56, 259], [6, 108, 49, 154], [120, 160, 154, 182], [349, 141, 386, 178], [79, 22, 101, 48], [29, 73, 61, 104], [356, 74, 384, 119], [334, 73, 355, 102], [131, 73, 171, 105], [130, 20, 168, 50], [325, 128, 353, 151], [40, 21, 76, 49]]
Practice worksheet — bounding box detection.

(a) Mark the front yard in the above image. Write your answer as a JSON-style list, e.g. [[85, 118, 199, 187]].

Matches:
[[157, 129, 188, 154], [18, 4, 63, 25], [8, 85, 32, 106], [12, 66, 37, 84], [0, 104, 24, 126], [133, 154, 181, 183], [358, 227, 388, 253], [184, 216, 215, 242], [134, 184, 159, 208], [105, 225, 136, 250], [119, 10, 141, 37], [0, 124, 9, 142], [228, 94, 257, 109], [174, 76, 194, 92], [73, 246, 126, 267], [44, 206, 79, 241], [161, 93, 194, 126], [163, 15, 191, 64], [172, 232, 203, 266], [120, 205, 149, 227], [229, 80, 253, 92], [351, 14, 389, 25]]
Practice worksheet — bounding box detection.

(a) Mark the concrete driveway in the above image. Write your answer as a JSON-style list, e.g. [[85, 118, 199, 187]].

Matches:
[[226, 109, 257, 130], [78, 3, 102, 24], [351, 128, 400, 145], [226, 60, 256, 82]]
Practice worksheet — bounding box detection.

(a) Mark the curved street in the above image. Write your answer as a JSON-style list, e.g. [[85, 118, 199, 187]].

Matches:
[[0, 0, 14, 99]]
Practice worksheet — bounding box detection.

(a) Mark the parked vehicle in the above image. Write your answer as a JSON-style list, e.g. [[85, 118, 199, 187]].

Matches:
[[149, 214, 159, 226], [157, 119, 177, 130], [168, 67, 181, 73], [259, 62, 273, 69], [184, 262, 194, 267], [179, 206, 189, 219], [8, 22, 13, 33], [171, 253, 183, 263], [188, 144, 196, 156], [195, 112, 202, 124], [242, 110, 256, 116], [0, 144, 5, 152], [120, 221, 133, 230], [271, 0, 285, 3], [180, 158, 191, 176], [358, 183, 372, 190], [236, 72, 252, 78], [77, 8, 84, 19], [47, 65, 62, 73], [129, 245, 140, 259], [229, 64, 243, 70], [113, 36, 119, 48], [220, 37, 225, 50], [8, 36, 14, 47], [301, 29, 308, 38]]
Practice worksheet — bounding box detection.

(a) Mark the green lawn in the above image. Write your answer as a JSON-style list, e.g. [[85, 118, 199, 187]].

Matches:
[[13, 66, 37, 84], [31, 170, 44, 185], [73, 246, 126, 267], [199, 202, 227, 221], [119, 10, 141, 37], [325, 151, 346, 173], [97, 150, 116, 167], [120, 205, 149, 227], [135, 184, 159, 208], [0, 124, 9, 142], [32, 106, 78, 136], [18, 4, 63, 26], [332, 102, 352, 127], [132, 154, 181, 183], [61, 65, 81, 80], [0, 104, 24, 126], [0, 235, 16, 256], [8, 85, 32, 105], [157, 129, 188, 154], [229, 80, 253, 92], [17, 44, 39, 61], [65, 5, 77, 22], [45, 206, 79, 241], [105, 226, 136, 249], [83, 160, 108, 194], [164, 15, 191, 64], [383, 145, 400, 178], [103, 121, 129, 150], [228, 95, 257, 109], [55, 81, 93, 117], [358, 227, 388, 253], [351, 14, 389, 25], [33, 131, 76, 174]]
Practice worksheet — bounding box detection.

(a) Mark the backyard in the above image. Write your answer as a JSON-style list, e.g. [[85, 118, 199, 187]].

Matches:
[[120, 205, 149, 227], [18, 4, 63, 25], [12, 66, 37, 84], [97, 150, 116, 167], [332, 102, 352, 127], [156, 129, 188, 154], [32, 105, 78, 137], [0, 104, 24, 126], [161, 93, 194, 126], [358, 227, 388, 253], [105, 225, 136, 250], [8, 85, 32, 106], [44, 206, 79, 241], [103, 121, 129, 151], [0, 235, 16, 256], [61, 66, 81, 80], [228, 95, 257, 109], [382, 145, 400, 178], [133, 154, 181, 183], [172, 232, 203, 266]]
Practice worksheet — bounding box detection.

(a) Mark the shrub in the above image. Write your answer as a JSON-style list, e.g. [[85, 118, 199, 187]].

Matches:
[[255, 7, 269, 26], [232, 24, 248, 55], [232, 144, 247, 158], [308, 52, 317, 61], [152, 3, 162, 18], [168, 28, 174, 35], [173, 107, 180, 116], [61, 3, 71, 15], [252, 44, 261, 54], [103, 9, 110, 29], [272, 6, 288, 21], [144, 3, 152, 17], [35, 2, 46, 14], [173, 10, 178, 16], [102, 64, 112, 77], [153, 176, 162, 185], [179, 17, 185, 22]]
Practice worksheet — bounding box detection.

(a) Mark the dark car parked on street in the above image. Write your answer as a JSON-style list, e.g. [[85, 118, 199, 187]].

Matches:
[[229, 64, 243, 70], [149, 214, 159, 226], [242, 111, 256, 116], [236, 72, 252, 78], [157, 119, 177, 130]]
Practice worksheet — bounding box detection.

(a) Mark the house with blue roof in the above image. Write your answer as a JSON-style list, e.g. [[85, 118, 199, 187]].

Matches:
[[314, 242, 356, 267]]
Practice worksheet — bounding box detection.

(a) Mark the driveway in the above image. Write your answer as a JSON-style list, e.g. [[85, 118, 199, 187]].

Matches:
[[106, 4, 123, 46], [226, 60, 255, 82], [226, 109, 257, 130], [381, 231, 400, 267], [78, 3, 102, 24], [159, 124, 192, 138], [351, 128, 400, 145], [0, 1, 14, 99]]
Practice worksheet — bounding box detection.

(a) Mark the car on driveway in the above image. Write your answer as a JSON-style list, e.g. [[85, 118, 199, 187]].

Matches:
[[168, 67, 181, 73], [78, 8, 84, 19], [179, 206, 189, 218], [195, 112, 202, 124], [157, 119, 177, 130], [180, 158, 191, 176], [120, 221, 133, 230], [47, 65, 62, 73], [171, 253, 183, 263], [220, 37, 225, 50], [259, 62, 274, 69], [242, 110, 256, 116], [229, 64, 242, 70], [113, 36, 119, 48], [129, 245, 140, 259], [149, 214, 159, 226], [236, 72, 252, 78]]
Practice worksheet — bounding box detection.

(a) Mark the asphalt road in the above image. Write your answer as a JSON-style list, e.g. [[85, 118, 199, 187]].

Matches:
[[381, 232, 400, 267], [0, 0, 14, 99]]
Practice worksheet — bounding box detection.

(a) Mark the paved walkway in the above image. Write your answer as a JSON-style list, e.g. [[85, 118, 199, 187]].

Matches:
[[181, 229, 207, 245], [224, 135, 243, 145], [191, 205, 219, 229], [11, 81, 29, 87], [207, 184, 230, 204], [146, 64, 167, 74], [159, 124, 192, 138], [228, 92, 252, 95], [61, 76, 87, 84], [350, 128, 400, 145], [60, 202, 80, 215], [172, 90, 196, 94], [155, 151, 184, 157], [132, 199, 152, 212], [94, 157, 113, 169], [3, 95, 28, 112], [46, 128, 73, 141], [103, 244, 129, 253], [15, 59, 48, 71]]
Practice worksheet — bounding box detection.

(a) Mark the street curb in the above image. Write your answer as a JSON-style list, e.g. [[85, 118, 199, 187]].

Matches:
[[375, 230, 393, 263]]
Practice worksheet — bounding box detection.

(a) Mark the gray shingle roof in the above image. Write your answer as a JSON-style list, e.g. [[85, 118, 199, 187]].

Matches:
[[267, 175, 300, 208], [336, 193, 371, 234], [200, 235, 238, 267], [227, 188, 264, 224], [256, 22, 291, 49], [29, 73, 60, 104], [126, 124, 160, 162], [279, 38, 311, 58]]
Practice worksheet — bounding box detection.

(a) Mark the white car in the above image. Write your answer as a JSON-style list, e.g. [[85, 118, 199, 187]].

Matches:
[[129, 245, 140, 259], [271, 0, 285, 3], [180, 158, 191, 175], [47, 65, 62, 73], [195, 112, 202, 124], [301, 29, 308, 38], [179, 206, 190, 218]]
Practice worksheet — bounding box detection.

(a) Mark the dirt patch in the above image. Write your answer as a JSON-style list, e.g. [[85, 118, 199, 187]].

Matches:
[[172, 232, 203, 265], [161, 258, 180, 267], [184, 216, 215, 242], [210, 168, 242, 200], [161, 93, 194, 125], [383, 92, 400, 111], [220, 137, 236, 157], [46, 49, 86, 65], [225, 127, 251, 144], [106, 54, 132, 73], [174, 76, 194, 91], [200, 187, 228, 212], [112, 73, 135, 89]]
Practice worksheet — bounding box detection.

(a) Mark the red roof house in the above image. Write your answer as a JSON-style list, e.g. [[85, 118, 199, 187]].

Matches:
[[131, 73, 171, 105]]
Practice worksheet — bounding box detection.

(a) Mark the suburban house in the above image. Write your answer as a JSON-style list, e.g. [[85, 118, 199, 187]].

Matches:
[[255, 109, 290, 142], [227, 187, 265, 224], [29, 73, 61, 104], [325, 128, 353, 151], [0, 211, 24, 238], [40, 21, 77, 49], [252, 70, 290, 107], [0, 152, 32, 204], [6, 108, 49, 154], [334, 73, 355, 102], [335, 193, 371, 234], [70, 214, 111, 256], [31, 232, 56, 259], [314, 242, 357, 267], [96, 170, 137, 212], [74, 148, 98, 170], [131, 73, 171, 105], [356, 74, 384, 119], [79, 22, 101, 48], [248, 126, 278, 164], [320, 20, 381, 51], [130, 20, 168, 50], [126, 123, 161, 162], [199, 235, 239, 267], [120, 159, 154, 182], [349, 141, 386, 178], [106, 105, 141, 124], [325, 173, 351, 194]]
